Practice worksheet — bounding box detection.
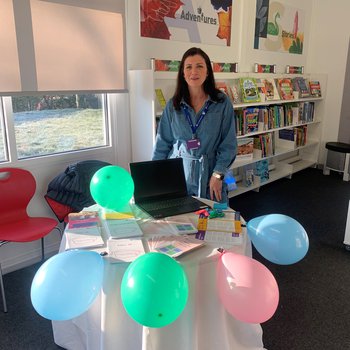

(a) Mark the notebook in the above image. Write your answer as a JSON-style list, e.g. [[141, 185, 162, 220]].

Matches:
[[129, 158, 209, 219]]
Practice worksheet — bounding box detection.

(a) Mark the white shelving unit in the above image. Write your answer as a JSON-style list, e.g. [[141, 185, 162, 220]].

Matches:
[[128, 68, 327, 197]]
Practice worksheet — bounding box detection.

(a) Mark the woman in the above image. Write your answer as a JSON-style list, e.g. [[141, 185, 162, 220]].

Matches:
[[152, 47, 237, 203]]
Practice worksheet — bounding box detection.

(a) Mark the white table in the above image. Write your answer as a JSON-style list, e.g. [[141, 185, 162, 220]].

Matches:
[[52, 201, 265, 350]]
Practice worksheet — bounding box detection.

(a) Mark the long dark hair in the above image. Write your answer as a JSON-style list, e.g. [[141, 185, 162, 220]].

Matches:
[[173, 47, 223, 110]]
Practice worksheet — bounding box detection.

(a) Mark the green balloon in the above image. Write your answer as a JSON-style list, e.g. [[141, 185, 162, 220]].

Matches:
[[90, 165, 134, 211], [121, 252, 189, 328]]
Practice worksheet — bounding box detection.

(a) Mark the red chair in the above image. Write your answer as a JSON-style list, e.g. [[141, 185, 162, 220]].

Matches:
[[0, 167, 61, 312]]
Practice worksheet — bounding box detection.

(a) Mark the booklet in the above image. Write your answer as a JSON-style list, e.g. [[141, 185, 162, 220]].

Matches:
[[165, 215, 198, 235], [65, 211, 104, 250], [65, 227, 104, 250], [195, 212, 243, 246], [147, 235, 205, 258], [106, 238, 145, 263], [102, 218, 144, 239]]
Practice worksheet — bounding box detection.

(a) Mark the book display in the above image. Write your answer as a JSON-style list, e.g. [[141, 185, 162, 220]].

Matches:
[[276, 78, 294, 100], [129, 67, 326, 198], [292, 77, 310, 98], [240, 77, 261, 103], [309, 81, 322, 97], [262, 78, 280, 101], [237, 138, 254, 160]]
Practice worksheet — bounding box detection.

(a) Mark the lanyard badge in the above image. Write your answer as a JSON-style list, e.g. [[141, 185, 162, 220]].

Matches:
[[182, 101, 211, 151], [186, 138, 201, 150]]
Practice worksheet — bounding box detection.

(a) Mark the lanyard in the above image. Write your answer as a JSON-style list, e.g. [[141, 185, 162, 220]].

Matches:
[[182, 100, 211, 137]]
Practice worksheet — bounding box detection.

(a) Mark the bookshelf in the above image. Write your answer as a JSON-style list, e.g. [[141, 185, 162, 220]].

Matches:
[[128, 69, 327, 197]]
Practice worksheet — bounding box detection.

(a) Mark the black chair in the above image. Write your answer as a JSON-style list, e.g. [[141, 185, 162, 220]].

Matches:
[[323, 142, 350, 181]]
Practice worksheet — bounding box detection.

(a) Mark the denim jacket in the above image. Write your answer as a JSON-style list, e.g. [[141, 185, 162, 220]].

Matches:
[[152, 93, 237, 203]]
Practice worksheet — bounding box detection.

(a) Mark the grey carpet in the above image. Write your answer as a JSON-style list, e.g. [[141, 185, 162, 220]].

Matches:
[[230, 168, 350, 350]]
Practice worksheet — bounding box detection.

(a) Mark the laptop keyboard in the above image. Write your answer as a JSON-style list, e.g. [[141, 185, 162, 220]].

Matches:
[[141, 197, 200, 211]]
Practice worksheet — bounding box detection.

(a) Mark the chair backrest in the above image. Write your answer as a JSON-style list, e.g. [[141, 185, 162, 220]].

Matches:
[[0, 167, 36, 223]]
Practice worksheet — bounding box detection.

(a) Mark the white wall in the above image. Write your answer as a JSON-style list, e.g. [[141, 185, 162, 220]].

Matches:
[[308, 0, 350, 149]]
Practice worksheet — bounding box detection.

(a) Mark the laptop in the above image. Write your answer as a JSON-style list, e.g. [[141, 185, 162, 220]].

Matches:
[[129, 158, 209, 219]]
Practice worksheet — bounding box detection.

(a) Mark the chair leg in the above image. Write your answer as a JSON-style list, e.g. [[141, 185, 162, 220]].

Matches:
[[0, 264, 7, 313], [343, 153, 350, 181], [41, 237, 45, 261], [323, 149, 330, 175], [54, 225, 63, 238]]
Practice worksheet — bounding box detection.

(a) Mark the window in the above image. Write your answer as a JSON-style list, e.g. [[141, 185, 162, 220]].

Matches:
[[1, 93, 109, 161]]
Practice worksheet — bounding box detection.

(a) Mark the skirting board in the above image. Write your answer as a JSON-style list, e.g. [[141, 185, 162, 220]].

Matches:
[[1, 241, 60, 275]]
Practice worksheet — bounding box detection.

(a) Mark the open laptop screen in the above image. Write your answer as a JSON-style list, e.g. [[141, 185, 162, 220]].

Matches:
[[129, 158, 188, 202]]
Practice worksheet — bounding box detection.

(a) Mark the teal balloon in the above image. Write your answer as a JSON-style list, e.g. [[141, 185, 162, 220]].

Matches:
[[31, 250, 104, 321], [90, 165, 134, 211], [121, 252, 189, 328], [247, 214, 309, 265]]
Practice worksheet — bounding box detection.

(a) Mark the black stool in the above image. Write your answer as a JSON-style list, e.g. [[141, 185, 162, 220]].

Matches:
[[323, 142, 350, 181]]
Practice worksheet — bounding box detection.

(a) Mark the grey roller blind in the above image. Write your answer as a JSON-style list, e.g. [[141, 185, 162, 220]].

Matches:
[[0, 0, 126, 94]]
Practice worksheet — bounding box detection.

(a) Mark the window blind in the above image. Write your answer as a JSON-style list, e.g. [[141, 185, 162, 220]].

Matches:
[[0, 0, 126, 94]]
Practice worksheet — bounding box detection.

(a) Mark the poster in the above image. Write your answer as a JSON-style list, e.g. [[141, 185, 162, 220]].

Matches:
[[140, 0, 234, 46], [254, 0, 304, 54]]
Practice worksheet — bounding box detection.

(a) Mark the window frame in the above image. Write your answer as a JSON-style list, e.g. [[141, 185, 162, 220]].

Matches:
[[0, 93, 120, 169]]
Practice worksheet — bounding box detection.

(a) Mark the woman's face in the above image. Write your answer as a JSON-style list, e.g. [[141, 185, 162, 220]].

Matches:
[[183, 54, 208, 89]]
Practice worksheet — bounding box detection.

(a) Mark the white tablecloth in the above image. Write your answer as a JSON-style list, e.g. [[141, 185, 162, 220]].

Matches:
[[52, 202, 265, 350]]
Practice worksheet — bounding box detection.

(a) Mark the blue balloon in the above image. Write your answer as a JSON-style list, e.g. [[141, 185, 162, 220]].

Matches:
[[247, 214, 309, 265], [31, 250, 104, 320]]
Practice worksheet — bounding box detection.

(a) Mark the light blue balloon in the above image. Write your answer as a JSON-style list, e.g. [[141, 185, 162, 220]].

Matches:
[[247, 214, 309, 265], [31, 250, 104, 321]]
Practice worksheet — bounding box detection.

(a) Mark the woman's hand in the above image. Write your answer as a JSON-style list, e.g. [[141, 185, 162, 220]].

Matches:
[[209, 176, 223, 202]]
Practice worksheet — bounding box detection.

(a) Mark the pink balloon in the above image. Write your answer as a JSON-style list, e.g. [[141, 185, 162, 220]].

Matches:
[[217, 252, 279, 323]]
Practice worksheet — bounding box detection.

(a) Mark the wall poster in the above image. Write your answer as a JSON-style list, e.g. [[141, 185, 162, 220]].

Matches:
[[254, 0, 304, 54], [140, 0, 234, 46]]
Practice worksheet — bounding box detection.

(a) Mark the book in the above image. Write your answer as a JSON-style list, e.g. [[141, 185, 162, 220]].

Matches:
[[230, 79, 242, 104], [254, 159, 269, 183], [102, 218, 144, 239], [255, 78, 267, 101], [106, 238, 145, 263], [279, 128, 295, 141], [165, 215, 198, 235], [67, 211, 100, 228], [242, 164, 254, 187], [155, 88, 166, 109], [309, 81, 322, 97], [65, 229, 104, 250], [147, 235, 205, 258], [253, 133, 274, 158], [277, 129, 297, 150], [237, 137, 254, 160], [65, 210, 104, 249], [299, 101, 315, 122], [216, 81, 233, 100], [243, 108, 259, 134], [240, 78, 261, 103], [262, 78, 280, 101], [276, 78, 294, 100], [292, 77, 310, 98]]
